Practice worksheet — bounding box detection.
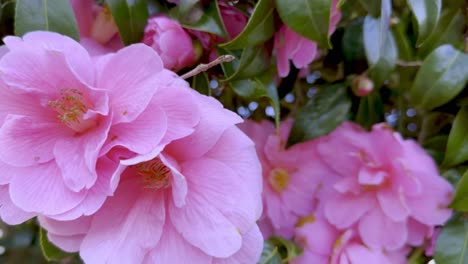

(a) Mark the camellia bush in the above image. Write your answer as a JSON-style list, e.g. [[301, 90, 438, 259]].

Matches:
[[0, 0, 467, 263]]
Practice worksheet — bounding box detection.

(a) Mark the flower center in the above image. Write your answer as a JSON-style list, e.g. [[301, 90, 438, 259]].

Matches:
[[136, 158, 172, 190], [269, 168, 290, 192], [48, 88, 96, 133]]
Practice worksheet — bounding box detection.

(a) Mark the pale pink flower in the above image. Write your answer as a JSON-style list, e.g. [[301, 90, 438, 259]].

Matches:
[[143, 16, 196, 71], [293, 215, 408, 264], [0, 31, 195, 222], [69, 0, 122, 51], [274, 0, 341, 77], [317, 122, 453, 251], [39, 92, 264, 263], [239, 120, 331, 239]]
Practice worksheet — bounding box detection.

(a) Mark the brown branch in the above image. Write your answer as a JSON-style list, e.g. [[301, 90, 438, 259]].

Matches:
[[181, 55, 236, 79]]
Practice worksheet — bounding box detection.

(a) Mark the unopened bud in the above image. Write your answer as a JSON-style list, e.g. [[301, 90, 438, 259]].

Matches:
[[352, 75, 374, 97]]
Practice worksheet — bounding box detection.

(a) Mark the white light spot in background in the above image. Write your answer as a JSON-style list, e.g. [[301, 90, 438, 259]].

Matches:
[[428, 260, 436, 264], [237, 106, 250, 118], [307, 87, 318, 98], [265, 106, 275, 117], [0, 246, 5, 255], [0, 229, 3, 239], [285, 93, 295, 103], [306, 71, 321, 84], [406, 108, 416, 117], [209, 79, 219, 89], [248, 102, 258, 111], [407, 123, 417, 132]]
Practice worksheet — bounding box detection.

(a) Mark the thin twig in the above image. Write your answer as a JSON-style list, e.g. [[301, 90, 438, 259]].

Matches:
[[396, 60, 423, 67], [181, 55, 236, 79]]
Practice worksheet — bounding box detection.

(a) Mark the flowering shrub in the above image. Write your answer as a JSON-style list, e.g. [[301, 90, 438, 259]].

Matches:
[[0, 0, 467, 263]]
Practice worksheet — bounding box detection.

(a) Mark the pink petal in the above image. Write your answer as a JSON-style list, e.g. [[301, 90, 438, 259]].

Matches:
[[38, 215, 92, 237], [80, 178, 165, 264], [50, 156, 116, 220], [291, 38, 317, 69], [169, 187, 242, 258], [97, 44, 163, 124], [54, 118, 111, 192], [0, 115, 70, 167], [69, 0, 94, 37], [213, 225, 263, 264], [324, 193, 375, 229], [344, 244, 393, 264], [144, 222, 212, 264], [165, 94, 242, 161], [358, 209, 407, 250], [101, 105, 167, 156], [182, 157, 259, 233], [406, 218, 431, 246], [9, 161, 86, 215], [153, 85, 200, 145], [48, 233, 85, 252], [377, 187, 410, 222], [0, 185, 35, 224], [160, 154, 187, 208]]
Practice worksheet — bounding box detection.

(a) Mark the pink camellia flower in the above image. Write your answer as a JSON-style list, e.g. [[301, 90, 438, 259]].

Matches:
[[293, 214, 408, 264], [69, 0, 122, 52], [143, 16, 196, 72], [274, 0, 341, 77], [0, 31, 197, 222], [317, 122, 453, 251], [39, 90, 263, 263], [239, 119, 332, 239]]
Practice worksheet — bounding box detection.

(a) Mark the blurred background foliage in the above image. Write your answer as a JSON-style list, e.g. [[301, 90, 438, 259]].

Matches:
[[0, 0, 467, 263]]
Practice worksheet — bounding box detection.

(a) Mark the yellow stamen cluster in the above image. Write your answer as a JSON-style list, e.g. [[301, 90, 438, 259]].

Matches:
[[269, 168, 290, 193], [137, 158, 172, 190], [48, 88, 87, 125]]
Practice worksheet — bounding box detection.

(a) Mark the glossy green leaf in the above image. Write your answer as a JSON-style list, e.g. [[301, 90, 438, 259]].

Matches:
[[434, 216, 468, 264], [418, 9, 464, 57], [219, 0, 274, 49], [15, 0, 79, 40], [106, 0, 149, 45], [267, 236, 302, 262], [450, 168, 468, 211], [444, 107, 468, 167], [192, 72, 211, 96], [275, 0, 331, 47], [342, 18, 366, 62], [230, 78, 280, 127], [410, 45, 468, 111], [258, 241, 282, 264], [392, 17, 414, 60], [287, 84, 351, 147], [362, 0, 397, 87], [224, 46, 270, 81], [174, 0, 227, 37], [357, 0, 381, 17], [408, 0, 441, 46], [39, 228, 73, 261], [355, 91, 384, 130]]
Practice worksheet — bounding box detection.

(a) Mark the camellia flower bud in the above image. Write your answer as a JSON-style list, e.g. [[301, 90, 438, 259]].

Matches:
[[351, 75, 374, 97], [143, 16, 196, 72]]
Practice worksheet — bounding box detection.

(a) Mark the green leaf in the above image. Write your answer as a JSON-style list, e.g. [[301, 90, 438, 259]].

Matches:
[[450, 169, 468, 211], [173, 0, 227, 37], [362, 0, 397, 87], [434, 216, 468, 264], [219, 0, 274, 49], [287, 84, 351, 147], [407, 0, 441, 46], [258, 241, 282, 264], [342, 18, 366, 62], [224, 46, 270, 81], [410, 45, 468, 111], [355, 91, 384, 130], [418, 8, 464, 58], [230, 78, 280, 127], [192, 72, 211, 96], [15, 0, 79, 40], [268, 236, 302, 262], [444, 106, 468, 167], [392, 17, 414, 60], [106, 0, 149, 45], [357, 0, 381, 17], [275, 0, 331, 48], [39, 228, 73, 261]]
